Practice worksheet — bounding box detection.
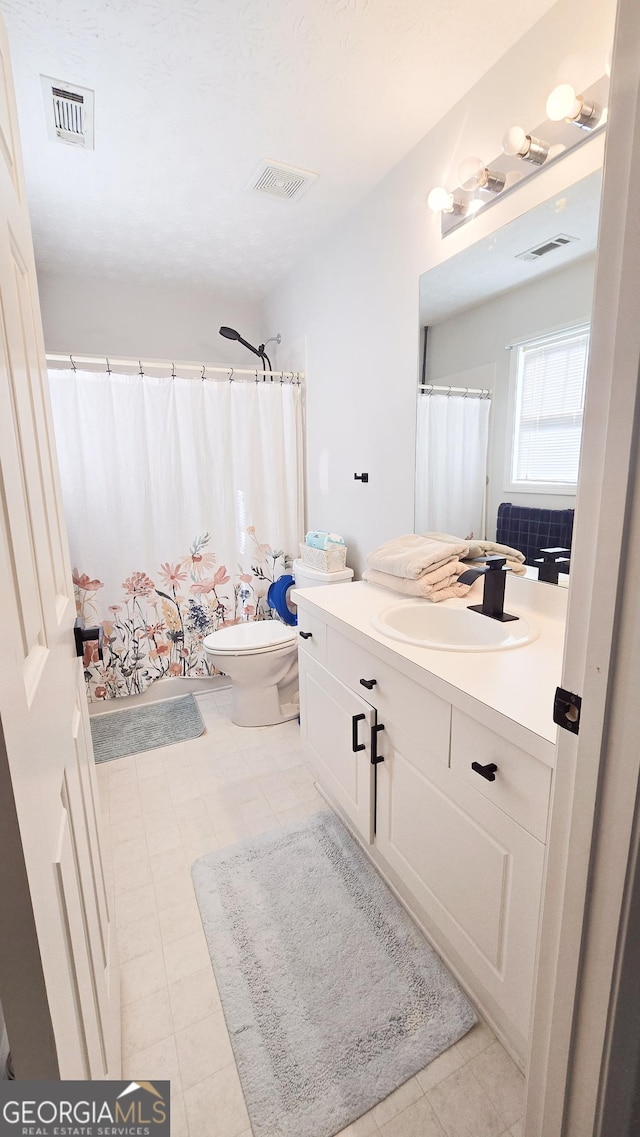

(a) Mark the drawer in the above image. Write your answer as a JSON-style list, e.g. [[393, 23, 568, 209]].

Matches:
[[450, 708, 552, 841], [295, 604, 327, 667], [327, 628, 450, 765]]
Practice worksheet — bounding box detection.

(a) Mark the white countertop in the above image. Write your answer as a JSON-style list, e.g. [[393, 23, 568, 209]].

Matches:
[[293, 575, 566, 756]]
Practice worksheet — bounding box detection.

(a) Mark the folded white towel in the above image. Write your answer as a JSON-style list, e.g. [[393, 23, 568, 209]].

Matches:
[[427, 531, 525, 565], [363, 563, 472, 602], [366, 534, 469, 580]]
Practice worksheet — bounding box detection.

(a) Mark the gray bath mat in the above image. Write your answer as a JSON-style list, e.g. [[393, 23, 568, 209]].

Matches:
[[91, 694, 204, 763], [192, 809, 476, 1137]]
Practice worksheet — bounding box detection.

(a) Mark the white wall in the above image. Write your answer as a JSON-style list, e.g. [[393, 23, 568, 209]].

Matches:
[[35, 0, 616, 577], [264, 0, 615, 576], [426, 256, 595, 535], [38, 271, 265, 367]]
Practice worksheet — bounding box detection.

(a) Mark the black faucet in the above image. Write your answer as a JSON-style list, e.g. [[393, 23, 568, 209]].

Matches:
[[534, 547, 570, 584], [458, 555, 519, 623]]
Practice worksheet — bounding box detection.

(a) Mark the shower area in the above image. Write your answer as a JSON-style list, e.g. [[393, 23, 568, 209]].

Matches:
[[47, 347, 304, 704]]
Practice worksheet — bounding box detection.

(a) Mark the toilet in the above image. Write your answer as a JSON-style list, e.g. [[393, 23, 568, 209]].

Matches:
[[203, 559, 353, 727]]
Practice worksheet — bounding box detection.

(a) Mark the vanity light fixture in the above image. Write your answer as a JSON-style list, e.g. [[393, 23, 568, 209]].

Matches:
[[427, 186, 466, 215], [545, 83, 601, 130], [502, 125, 549, 165], [433, 72, 608, 237], [457, 156, 506, 195]]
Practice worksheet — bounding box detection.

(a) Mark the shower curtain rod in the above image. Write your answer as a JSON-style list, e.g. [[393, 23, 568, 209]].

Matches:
[[419, 383, 492, 398], [45, 353, 305, 383]]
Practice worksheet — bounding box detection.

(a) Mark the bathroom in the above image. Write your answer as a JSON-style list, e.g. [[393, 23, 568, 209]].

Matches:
[[0, 0, 639, 1135]]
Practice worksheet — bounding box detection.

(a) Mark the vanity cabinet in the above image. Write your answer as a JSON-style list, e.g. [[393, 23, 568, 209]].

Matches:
[[297, 597, 554, 1066], [298, 653, 375, 843]]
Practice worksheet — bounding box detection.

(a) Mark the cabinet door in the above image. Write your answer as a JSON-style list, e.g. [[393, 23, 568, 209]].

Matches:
[[327, 629, 451, 766], [376, 734, 545, 1051], [299, 652, 375, 843]]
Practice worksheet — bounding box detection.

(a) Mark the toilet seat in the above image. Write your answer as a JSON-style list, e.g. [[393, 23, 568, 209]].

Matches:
[[203, 621, 296, 657]]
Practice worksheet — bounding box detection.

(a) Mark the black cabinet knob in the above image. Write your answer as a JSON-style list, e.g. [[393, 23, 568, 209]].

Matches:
[[299, 631, 312, 639], [471, 761, 498, 782], [360, 678, 377, 690]]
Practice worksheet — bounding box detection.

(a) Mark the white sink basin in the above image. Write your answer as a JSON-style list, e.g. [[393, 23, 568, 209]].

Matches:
[[371, 599, 539, 652]]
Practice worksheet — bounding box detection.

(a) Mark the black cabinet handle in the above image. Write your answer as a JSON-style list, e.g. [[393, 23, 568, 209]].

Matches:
[[471, 761, 498, 782], [371, 722, 385, 765], [360, 678, 377, 690], [299, 631, 312, 639], [351, 713, 366, 753]]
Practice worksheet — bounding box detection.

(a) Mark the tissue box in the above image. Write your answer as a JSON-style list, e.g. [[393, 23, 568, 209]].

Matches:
[[300, 543, 348, 572]]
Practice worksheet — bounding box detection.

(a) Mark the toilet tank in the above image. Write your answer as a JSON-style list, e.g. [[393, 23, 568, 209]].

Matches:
[[292, 559, 354, 589]]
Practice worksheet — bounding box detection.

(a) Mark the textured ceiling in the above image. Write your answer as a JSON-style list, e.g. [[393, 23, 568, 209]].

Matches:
[[2, 0, 558, 300]]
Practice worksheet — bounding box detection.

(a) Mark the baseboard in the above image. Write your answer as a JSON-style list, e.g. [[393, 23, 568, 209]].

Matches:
[[89, 675, 232, 717]]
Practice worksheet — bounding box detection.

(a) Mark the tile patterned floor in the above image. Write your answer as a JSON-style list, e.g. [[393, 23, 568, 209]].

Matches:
[[98, 688, 526, 1137]]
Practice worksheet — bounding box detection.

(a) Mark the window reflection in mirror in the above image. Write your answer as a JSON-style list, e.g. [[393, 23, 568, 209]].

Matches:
[[416, 170, 602, 582]]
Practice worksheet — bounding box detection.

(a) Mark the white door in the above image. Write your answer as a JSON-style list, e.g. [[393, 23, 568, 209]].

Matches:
[[0, 15, 119, 1078], [525, 1, 640, 1132], [299, 652, 375, 843]]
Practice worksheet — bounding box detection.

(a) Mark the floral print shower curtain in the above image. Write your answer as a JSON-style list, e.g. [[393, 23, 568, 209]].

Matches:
[[49, 370, 304, 701]]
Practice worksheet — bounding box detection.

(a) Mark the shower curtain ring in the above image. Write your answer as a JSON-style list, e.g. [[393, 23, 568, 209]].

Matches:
[[463, 387, 469, 398], [139, 360, 144, 377], [70, 355, 76, 372], [106, 357, 111, 374], [228, 367, 234, 382], [255, 369, 259, 383], [447, 386, 452, 397], [201, 365, 206, 381], [171, 362, 176, 379]]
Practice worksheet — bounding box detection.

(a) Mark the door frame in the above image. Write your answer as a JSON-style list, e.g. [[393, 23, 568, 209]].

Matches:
[[525, 0, 640, 1131]]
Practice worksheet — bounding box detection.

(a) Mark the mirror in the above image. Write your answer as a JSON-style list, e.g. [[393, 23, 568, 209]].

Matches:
[[415, 169, 602, 580]]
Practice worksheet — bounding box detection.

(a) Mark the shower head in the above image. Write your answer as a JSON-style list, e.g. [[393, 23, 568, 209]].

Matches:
[[218, 326, 273, 371], [219, 325, 262, 357]]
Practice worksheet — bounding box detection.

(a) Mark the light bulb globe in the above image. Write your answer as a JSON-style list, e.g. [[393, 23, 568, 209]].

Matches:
[[457, 156, 485, 191], [427, 186, 453, 212], [503, 126, 528, 157], [546, 83, 581, 122]]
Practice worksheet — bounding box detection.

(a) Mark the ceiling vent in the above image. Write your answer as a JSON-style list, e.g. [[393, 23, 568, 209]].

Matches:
[[249, 160, 318, 202], [41, 76, 94, 149], [516, 233, 579, 262]]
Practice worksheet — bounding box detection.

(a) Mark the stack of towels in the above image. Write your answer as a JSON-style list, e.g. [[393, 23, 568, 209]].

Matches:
[[362, 532, 526, 603]]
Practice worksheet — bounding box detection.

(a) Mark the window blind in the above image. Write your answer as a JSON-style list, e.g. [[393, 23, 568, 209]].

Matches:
[[512, 325, 590, 485]]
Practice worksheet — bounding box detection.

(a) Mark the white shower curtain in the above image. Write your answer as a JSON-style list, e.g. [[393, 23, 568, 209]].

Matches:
[[49, 370, 304, 700], [415, 392, 491, 540]]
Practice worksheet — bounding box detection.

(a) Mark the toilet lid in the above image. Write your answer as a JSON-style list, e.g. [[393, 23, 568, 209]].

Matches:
[[203, 621, 296, 654]]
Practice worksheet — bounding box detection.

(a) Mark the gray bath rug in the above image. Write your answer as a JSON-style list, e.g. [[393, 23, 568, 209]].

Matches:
[[91, 694, 204, 763], [192, 809, 476, 1137]]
